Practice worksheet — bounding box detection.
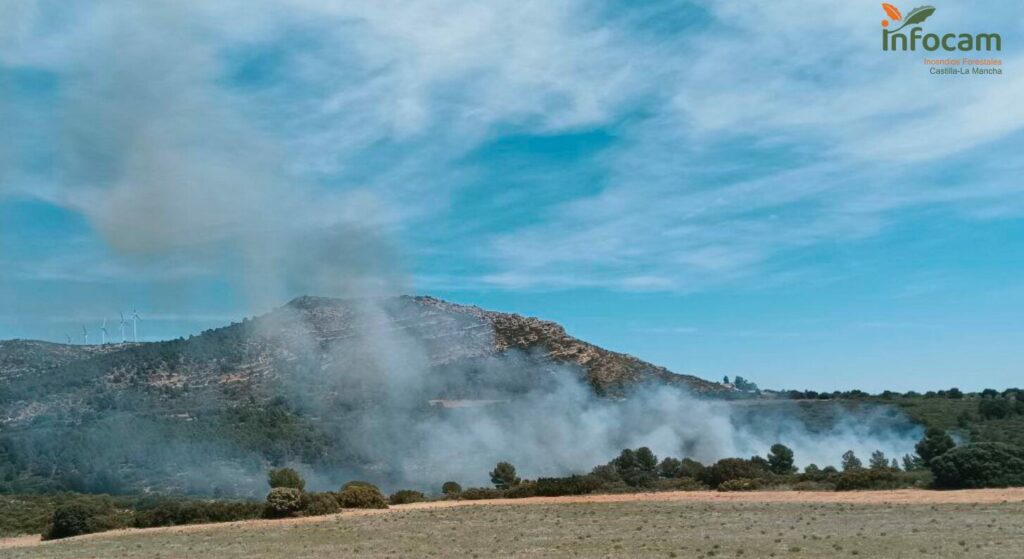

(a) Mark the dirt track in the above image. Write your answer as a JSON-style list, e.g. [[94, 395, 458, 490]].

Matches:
[[4, 488, 1024, 549]]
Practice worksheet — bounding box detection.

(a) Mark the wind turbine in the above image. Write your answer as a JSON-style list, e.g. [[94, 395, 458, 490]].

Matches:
[[132, 309, 140, 342], [65, 333, 72, 344], [101, 318, 108, 345], [119, 312, 126, 343], [82, 325, 89, 345]]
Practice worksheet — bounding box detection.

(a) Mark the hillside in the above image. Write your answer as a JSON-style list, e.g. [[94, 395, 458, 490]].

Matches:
[[1, 296, 720, 402], [0, 295, 725, 495], [290, 295, 723, 395], [0, 341, 129, 382]]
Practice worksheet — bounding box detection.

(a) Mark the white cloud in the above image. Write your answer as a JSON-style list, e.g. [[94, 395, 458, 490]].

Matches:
[[479, 0, 1024, 291], [2, 0, 1022, 299]]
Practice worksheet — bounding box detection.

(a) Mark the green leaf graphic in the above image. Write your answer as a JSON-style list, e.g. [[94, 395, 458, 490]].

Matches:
[[892, 6, 936, 32], [903, 6, 935, 25]]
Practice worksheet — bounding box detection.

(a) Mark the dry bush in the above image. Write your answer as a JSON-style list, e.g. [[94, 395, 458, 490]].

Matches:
[[388, 490, 426, 505], [301, 492, 342, 516], [264, 488, 303, 518], [458, 487, 504, 500], [718, 478, 761, 492], [338, 485, 388, 509]]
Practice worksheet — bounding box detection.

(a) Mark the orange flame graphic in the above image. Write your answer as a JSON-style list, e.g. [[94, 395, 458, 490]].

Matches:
[[882, 3, 902, 21]]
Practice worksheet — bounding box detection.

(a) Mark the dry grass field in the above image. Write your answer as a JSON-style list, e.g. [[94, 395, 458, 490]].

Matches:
[[3, 490, 1023, 558]]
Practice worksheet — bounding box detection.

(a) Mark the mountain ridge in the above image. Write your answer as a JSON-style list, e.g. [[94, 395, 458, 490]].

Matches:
[[0, 295, 726, 493], [278, 294, 724, 395], [0, 295, 726, 404], [0, 296, 727, 419]]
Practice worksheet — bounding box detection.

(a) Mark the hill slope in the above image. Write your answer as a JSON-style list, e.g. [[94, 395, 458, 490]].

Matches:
[[288, 295, 723, 395], [0, 295, 724, 494]]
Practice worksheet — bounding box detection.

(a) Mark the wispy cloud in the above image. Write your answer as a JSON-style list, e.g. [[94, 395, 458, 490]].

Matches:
[[2, 0, 1022, 301], [477, 0, 1024, 291]]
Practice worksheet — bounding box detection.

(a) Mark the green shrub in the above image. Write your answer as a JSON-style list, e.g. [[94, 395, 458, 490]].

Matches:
[[611, 448, 659, 488], [979, 398, 1015, 420], [388, 490, 426, 505], [800, 464, 841, 482], [699, 458, 768, 488], [841, 450, 863, 471], [533, 475, 602, 496], [654, 476, 707, 491], [835, 469, 899, 491], [503, 482, 538, 499], [930, 443, 1024, 489], [2, 494, 126, 538], [677, 458, 707, 479], [267, 468, 305, 491], [301, 492, 342, 516], [868, 450, 893, 471], [767, 444, 797, 475], [458, 487, 504, 500], [718, 478, 761, 492], [21, 494, 263, 538], [264, 487, 303, 518], [915, 428, 955, 464], [791, 480, 836, 491], [588, 464, 621, 484], [489, 462, 520, 490], [658, 457, 682, 478], [43, 503, 126, 540], [902, 469, 934, 488], [133, 501, 187, 527], [44, 503, 98, 540], [133, 499, 262, 528], [190, 501, 263, 523], [337, 485, 388, 509], [589, 480, 635, 494], [441, 481, 462, 495]]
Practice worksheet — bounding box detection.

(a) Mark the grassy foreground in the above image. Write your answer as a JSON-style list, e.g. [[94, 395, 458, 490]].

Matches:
[[4, 493, 1023, 558]]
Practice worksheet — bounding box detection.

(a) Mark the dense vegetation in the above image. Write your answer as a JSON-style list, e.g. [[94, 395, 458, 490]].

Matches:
[[766, 387, 1024, 448], [3, 386, 1022, 499], [0, 493, 263, 540], [388, 489, 426, 505], [24, 474, 396, 539], [10, 415, 1023, 541], [930, 443, 1024, 489]]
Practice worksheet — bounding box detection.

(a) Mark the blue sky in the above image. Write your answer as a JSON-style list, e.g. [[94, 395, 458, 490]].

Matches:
[[1, 1, 1022, 392]]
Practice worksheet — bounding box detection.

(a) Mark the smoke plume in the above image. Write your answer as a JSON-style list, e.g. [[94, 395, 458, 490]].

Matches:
[[260, 303, 921, 491]]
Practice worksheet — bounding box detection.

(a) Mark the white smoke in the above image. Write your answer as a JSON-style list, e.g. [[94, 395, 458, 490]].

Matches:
[[252, 299, 920, 490], [413, 384, 921, 486]]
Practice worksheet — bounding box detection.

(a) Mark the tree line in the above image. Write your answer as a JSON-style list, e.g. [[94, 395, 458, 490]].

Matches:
[[34, 424, 1024, 540]]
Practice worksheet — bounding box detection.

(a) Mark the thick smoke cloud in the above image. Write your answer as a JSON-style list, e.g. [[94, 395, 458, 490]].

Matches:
[[268, 312, 921, 491], [407, 377, 921, 486]]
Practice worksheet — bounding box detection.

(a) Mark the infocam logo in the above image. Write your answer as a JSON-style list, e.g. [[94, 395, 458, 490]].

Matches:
[[880, 4, 1002, 52]]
